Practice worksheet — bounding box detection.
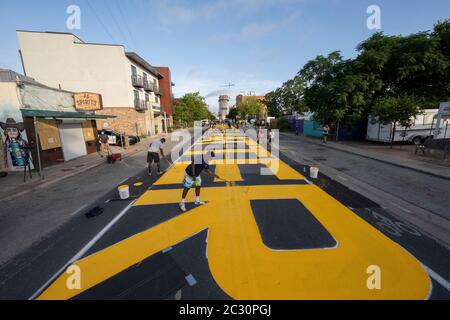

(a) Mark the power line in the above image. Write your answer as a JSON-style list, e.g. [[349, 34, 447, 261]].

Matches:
[[105, 1, 129, 47], [84, 0, 117, 44], [115, 0, 140, 52]]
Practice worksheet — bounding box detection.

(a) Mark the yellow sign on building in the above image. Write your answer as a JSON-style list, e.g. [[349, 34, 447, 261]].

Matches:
[[74, 92, 103, 111]]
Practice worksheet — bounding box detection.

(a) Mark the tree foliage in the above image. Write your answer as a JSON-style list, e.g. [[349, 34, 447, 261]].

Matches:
[[268, 19, 450, 128], [173, 92, 211, 126], [226, 107, 239, 120], [265, 75, 307, 117], [237, 97, 266, 120]]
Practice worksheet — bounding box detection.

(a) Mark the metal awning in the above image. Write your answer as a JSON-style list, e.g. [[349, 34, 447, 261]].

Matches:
[[21, 109, 116, 119]]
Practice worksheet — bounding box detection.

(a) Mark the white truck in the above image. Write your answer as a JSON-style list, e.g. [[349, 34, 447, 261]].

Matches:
[[366, 108, 450, 144]]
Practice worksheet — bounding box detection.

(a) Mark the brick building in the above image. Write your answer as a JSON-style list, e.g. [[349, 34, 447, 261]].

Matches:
[[236, 94, 266, 106], [155, 66, 175, 129]]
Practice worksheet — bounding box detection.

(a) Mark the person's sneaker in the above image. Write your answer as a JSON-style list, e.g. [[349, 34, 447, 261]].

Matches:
[[179, 202, 186, 212], [195, 200, 206, 206], [157, 171, 163, 175], [148, 171, 152, 176]]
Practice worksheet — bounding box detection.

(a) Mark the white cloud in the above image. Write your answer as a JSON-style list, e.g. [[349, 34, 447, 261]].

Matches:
[[156, 0, 301, 31], [239, 22, 278, 39], [208, 11, 301, 43]]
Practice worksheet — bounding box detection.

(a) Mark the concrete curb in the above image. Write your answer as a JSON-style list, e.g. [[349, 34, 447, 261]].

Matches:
[[281, 132, 450, 181], [0, 143, 151, 203], [0, 133, 176, 202]]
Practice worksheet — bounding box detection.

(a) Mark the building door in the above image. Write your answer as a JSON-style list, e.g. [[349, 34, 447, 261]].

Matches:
[[59, 123, 87, 161]]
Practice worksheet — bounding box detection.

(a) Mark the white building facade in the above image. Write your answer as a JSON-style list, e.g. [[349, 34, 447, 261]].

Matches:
[[17, 31, 165, 136]]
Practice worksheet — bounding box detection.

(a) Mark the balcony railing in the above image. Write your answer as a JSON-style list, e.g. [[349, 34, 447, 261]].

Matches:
[[153, 84, 162, 96], [134, 99, 148, 111], [152, 104, 162, 114], [143, 79, 153, 92], [131, 75, 144, 88]]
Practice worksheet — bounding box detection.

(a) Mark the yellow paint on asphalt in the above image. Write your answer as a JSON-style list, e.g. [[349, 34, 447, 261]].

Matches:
[[214, 164, 243, 182], [154, 162, 188, 185], [37, 131, 430, 300]]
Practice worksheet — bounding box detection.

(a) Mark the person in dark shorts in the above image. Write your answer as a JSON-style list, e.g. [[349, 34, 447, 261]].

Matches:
[[98, 131, 111, 157], [179, 151, 222, 212], [322, 125, 330, 144], [147, 138, 166, 175]]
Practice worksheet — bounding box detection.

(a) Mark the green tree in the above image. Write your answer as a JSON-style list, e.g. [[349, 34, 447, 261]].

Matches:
[[265, 76, 307, 117], [226, 107, 239, 121], [371, 95, 425, 147], [267, 19, 450, 136], [237, 97, 266, 121], [265, 90, 283, 118], [173, 92, 210, 127], [300, 52, 369, 125]]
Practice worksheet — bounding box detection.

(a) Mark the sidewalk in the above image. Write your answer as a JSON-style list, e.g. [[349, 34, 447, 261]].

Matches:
[[280, 132, 450, 180], [0, 134, 168, 202]]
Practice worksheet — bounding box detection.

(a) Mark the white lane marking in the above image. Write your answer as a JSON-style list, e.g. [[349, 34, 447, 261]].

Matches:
[[423, 264, 450, 292], [390, 201, 412, 213], [69, 203, 89, 217], [30, 135, 203, 299], [119, 177, 130, 184], [205, 229, 209, 260], [162, 247, 173, 253], [29, 201, 136, 300], [337, 175, 348, 181]]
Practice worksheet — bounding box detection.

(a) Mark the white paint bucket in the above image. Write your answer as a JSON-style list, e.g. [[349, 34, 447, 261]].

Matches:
[[118, 185, 130, 200], [310, 167, 319, 179]]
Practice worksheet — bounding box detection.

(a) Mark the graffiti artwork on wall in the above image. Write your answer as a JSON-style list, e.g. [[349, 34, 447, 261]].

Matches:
[[0, 118, 31, 169]]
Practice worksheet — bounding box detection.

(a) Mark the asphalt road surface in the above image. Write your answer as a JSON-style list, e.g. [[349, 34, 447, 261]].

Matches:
[[279, 133, 450, 221], [0, 128, 449, 300]]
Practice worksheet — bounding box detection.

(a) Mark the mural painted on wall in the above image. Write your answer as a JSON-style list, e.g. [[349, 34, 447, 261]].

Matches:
[[0, 118, 31, 169]]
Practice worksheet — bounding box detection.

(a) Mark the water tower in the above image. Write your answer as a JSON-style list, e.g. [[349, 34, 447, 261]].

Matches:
[[218, 95, 230, 120]]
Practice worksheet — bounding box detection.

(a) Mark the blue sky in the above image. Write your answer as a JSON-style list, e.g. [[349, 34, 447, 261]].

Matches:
[[0, 0, 449, 112]]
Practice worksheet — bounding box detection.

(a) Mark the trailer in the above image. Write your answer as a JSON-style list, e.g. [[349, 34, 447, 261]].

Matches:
[[366, 109, 450, 144], [433, 102, 450, 138]]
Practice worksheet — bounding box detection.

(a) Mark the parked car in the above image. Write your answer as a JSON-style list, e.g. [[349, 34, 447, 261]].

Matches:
[[99, 130, 140, 146]]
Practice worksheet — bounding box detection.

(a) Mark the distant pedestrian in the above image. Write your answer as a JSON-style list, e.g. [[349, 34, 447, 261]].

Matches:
[[147, 138, 166, 175], [257, 128, 264, 145], [268, 128, 275, 152], [179, 151, 222, 212], [99, 131, 111, 157], [322, 125, 330, 143]]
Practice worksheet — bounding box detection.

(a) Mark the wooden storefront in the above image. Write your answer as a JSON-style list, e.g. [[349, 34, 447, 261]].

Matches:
[[21, 110, 114, 170]]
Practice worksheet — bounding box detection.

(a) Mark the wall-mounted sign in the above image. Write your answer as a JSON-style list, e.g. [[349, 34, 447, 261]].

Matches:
[[74, 92, 103, 111]]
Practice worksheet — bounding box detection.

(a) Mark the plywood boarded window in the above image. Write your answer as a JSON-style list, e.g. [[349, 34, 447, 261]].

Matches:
[[82, 121, 95, 141], [37, 119, 62, 150]]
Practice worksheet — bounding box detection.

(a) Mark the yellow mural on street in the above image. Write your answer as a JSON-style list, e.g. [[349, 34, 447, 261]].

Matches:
[[37, 130, 431, 300]]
